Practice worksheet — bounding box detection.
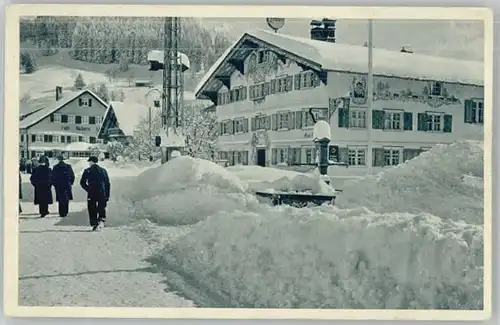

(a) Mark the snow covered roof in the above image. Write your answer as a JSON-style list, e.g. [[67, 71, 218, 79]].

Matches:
[[195, 29, 483, 99], [105, 101, 157, 137], [64, 142, 93, 152], [147, 50, 190, 72], [20, 90, 82, 116], [19, 89, 109, 129]]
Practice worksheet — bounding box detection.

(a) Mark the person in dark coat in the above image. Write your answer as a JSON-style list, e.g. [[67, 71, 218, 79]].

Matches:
[[25, 159, 32, 174], [80, 156, 111, 231], [19, 172, 23, 214], [30, 156, 53, 218], [51, 155, 75, 218]]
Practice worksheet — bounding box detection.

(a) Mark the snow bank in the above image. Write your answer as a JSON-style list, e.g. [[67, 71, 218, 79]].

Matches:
[[159, 206, 483, 309], [249, 173, 335, 195], [228, 165, 305, 183], [336, 141, 484, 224], [108, 156, 259, 226], [70, 159, 158, 178]]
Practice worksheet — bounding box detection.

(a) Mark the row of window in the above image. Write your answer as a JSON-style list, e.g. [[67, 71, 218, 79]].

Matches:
[[50, 114, 103, 125], [219, 108, 328, 135], [217, 71, 320, 105], [339, 108, 454, 133], [20, 150, 98, 159], [218, 146, 429, 167], [20, 134, 101, 144]]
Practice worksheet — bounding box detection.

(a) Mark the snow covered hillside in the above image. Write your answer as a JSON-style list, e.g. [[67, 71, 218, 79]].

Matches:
[[20, 140, 484, 309]]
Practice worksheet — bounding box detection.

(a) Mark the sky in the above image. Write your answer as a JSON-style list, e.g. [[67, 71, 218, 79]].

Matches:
[[198, 18, 484, 61]]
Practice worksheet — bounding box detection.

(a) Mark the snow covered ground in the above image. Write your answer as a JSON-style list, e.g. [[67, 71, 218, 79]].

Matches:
[[18, 140, 484, 309]]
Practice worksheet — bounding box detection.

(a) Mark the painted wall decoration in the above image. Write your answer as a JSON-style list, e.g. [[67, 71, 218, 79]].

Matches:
[[374, 80, 461, 108], [247, 50, 287, 84], [350, 76, 367, 105], [250, 129, 270, 165]]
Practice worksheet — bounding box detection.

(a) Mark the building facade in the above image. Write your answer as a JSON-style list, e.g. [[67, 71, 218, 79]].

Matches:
[[194, 28, 484, 168], [19, 89, 108, 159]]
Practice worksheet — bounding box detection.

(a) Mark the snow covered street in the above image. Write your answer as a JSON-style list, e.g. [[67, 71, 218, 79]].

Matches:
[[18, 201, 194, 307]]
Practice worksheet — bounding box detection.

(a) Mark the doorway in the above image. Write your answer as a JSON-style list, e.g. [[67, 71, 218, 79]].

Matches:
[[257, 149, 266, 167]]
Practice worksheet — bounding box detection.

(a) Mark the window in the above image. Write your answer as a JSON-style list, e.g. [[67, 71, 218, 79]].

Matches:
[[53, 135, 60, 143], [303, 108, 328, 127], [82, 116, 89, 124], [384, 110, 403, 130], [90, 137, 97, 144], [276, 148, 287, 164], [305, 148, 315, 164], [68, 115, 75, 124], [79, 98, 93, 107], [257, 50, 268, 64], [350, 110, 366, 128], [468, 99, 484, 124], [277, 77, 287, 93], [430, 82, 442, 96], [278, 112, 290, 129], [75, 116, 82, 124], [36, 135, 43, 142], [426, 113, 442, 132], [95, 116, 103, 125], [53, 114, 61, 123], [234, 119, 246, 133], [289, 148, 301, 165], [348, 148, 366, 166], [71, 136, 78, 143], [61, 114, 68, 123], [255, 115, 268, 130], [220, 120, 232, 135], [384, 148, 401, 166], [66, 136, 71, 143], [249, 83, 266, 100], [89, 116, 96, 125], [78, 136, 84, 142]]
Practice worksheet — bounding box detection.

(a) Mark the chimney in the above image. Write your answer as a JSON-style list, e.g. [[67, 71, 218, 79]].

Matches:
[[310, 18, 336, 43], [400, 46, 413, 53], [55, 86, 63, 101]]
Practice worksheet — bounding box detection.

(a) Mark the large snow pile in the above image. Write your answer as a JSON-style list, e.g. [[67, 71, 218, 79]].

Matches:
[[249, 173, 335, 195], [70, 159, 158, 178], [157, 206, 483, 309], [107, 156, 258, 226], [336, 140, 484, 224]]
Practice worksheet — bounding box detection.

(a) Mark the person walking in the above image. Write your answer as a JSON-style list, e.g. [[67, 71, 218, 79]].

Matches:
[[51, 155, 75, 218], [80, 156, 111, 231], [30, 156, 53, 218]]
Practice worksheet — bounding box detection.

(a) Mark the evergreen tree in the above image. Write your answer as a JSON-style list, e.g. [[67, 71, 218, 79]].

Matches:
[[20, 51, 37, 74], [74, 73, 86, 89]]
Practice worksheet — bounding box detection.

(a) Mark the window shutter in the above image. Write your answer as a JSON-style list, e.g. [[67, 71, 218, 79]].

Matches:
[[372, 110, 385, 129], [50, 114, 54, 122], [61, 115, 68, 123], [338, 147, 349, 164], [294, 74, 301, 90], [417, 113, 427, 131], [286, 76, 293, 91], [242, 87, 247, 100], [61, 136, 65, 143], [295, 111, 303, 129], [251, 117, 256, 131], [443, 114, 452, 133], [31, 135, 36, 142], [48, 135, 53, 142], [270, 79, 276, 94], [263, 82, 270, 96], [219, 122, 224, 135], [373, 148, 385, 167], [464, 99, 473, 123], [89, 116, 96, 124], [338, 107, 350, 128], [403, 112, 413, 131], [43, 135, 48, 142], [272, 148, 278, 165], [313, 73, 321, 87], [76, 116, 82, 124], [244, 118, 249, 132], [229, 120, 235, 134], [78, 98, 83, 106], [266, 116, 271, 130], [288, 112, 296, 130], [272, 114, 278, 131], [89, 99, 92, 107]]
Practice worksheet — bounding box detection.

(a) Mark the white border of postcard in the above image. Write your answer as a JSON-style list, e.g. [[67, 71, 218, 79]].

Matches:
[[3, 4, 493, 321]]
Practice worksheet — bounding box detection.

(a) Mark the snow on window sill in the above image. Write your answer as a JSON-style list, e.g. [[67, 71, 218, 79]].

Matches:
[[277, 128, 289, 132]]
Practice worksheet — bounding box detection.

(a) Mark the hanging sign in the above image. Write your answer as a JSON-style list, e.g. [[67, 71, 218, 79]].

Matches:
[[266, 18, 285, 33]]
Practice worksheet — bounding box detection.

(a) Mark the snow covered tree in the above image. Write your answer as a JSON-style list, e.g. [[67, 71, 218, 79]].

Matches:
[[107, 140, 124, 163], [110, 89, 125, 102], [123, 109, 162, 161], [88, 144, 101, 157], [183, 104, 218, 160], [89, 83, 110, 103], [74, 73, 86, 90]]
